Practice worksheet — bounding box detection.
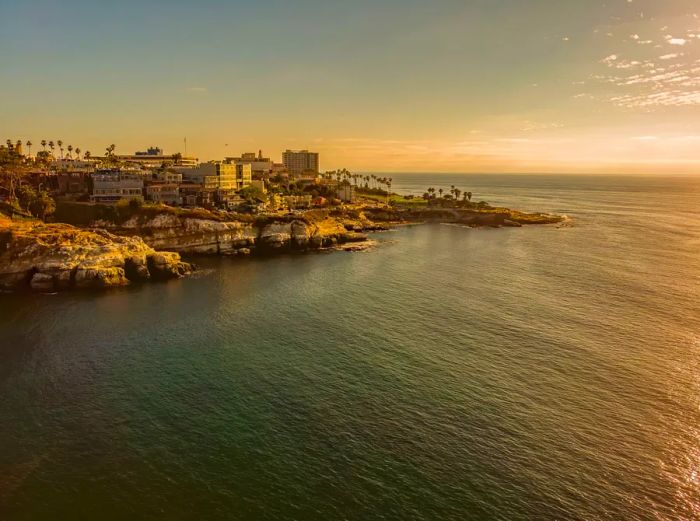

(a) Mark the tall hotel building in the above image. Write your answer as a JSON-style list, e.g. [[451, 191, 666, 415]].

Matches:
[[282, 150, 319, 175]]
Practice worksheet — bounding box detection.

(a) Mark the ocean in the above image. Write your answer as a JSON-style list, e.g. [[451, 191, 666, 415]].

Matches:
[[1, 174, 699, 520]]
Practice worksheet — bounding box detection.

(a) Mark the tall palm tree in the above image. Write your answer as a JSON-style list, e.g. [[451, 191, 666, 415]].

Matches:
[[467, 191, 472, 202], [75, 147, 81, 160], [57, 140, 64, 159], [438, 188, 444, 198], [41, 139, 47, 151], [48, 141, 55, 157], [6, 139, 12, 150], [67, 144, 73, 159], [26, 140, 32, 158]]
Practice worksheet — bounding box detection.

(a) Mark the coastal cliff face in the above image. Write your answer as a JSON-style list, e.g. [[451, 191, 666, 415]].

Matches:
[[0, 216, 192, 292], [96, 212, 370, 256], [89, 205, 562, 257]]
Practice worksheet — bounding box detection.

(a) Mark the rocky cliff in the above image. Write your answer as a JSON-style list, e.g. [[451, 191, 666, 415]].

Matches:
[[0, 215, 192, 292], [96, 212, 370, 256]]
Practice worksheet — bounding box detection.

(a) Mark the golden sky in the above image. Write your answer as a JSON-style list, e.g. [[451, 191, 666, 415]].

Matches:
[[1, 0, 699, 173]]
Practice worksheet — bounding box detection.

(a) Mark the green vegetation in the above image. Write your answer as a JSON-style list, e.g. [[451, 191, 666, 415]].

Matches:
[[54, 201, 226, 226]]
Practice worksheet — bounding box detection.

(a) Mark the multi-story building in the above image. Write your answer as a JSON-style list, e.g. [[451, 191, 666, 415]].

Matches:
[[114, 148, 197, 168], [180, 184, 216, 208], [282, 150, 319, 175], [225, 150, 274, 177], [146, 183, 180, 205], [90, 171, 144, 203], [154, 170, 183, 184], [174, 162, 252, 191]]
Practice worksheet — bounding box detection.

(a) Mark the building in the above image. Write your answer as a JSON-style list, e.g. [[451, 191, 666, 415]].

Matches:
[[180, 184, 216, 208], [135, 146, 163, 156], [284, 195, 313, 210], [57, 172, 90, 195], [336, 184, 356, 203], [174, 162, 252, 191], [114, 149, 197, 168], [91, 171, 144, 203], [154, 170, 183, 184], [282, 150, 319, 175], [225, 150, 274, 176], [146, 184, 180, 205]]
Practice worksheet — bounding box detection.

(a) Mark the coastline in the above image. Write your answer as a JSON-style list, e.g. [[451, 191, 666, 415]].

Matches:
[[0, 202, 564, 293]]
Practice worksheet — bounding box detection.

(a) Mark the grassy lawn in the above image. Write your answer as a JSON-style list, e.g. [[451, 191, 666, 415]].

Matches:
[[358, 193, 429, 206]]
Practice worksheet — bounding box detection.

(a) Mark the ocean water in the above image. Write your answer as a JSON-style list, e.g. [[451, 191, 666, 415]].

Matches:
[[0, 174, 699, 520]]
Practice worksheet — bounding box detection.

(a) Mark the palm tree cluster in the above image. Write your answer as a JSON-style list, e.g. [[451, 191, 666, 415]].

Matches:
[[423, 186, 473, 204], [3, 138, 91, 162]]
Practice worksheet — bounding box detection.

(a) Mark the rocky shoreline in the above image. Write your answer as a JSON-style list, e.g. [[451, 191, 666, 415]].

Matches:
[[0, 205, 563, 293], [0, 215, 192, 292]]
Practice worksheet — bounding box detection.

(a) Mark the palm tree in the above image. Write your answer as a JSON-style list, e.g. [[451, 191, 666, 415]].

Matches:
[[438, 188, 444, 198], [41, 139, 47, 152], [67, 144, 73, 159], [454, 188, 461, 203], [84, 150, 91, 160], [467, 191, 472, 202], [48, 141, 55, 157], [75, 147, 81, 160], [26, 140, 32, 158], [6, 139, 12, 150], [57, 140, 64, 159]]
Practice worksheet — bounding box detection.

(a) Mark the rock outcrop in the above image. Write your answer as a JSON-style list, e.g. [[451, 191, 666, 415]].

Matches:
[[0, 216, 192, 292], [96, 212, 371, 256]]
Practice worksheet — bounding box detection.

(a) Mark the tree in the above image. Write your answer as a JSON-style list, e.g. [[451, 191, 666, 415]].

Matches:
[[438, 188, 443, 198], [238, 185, 267, 203], [57, 140, 64, 159], [48, 141, 55, 157], [26, 140, 32, 158], [467, 191, 472, 202], [67, 144, 73, 159], [29, 190, 56, 220], [41, 139, 47, 152], [75, 147, 81, 160]]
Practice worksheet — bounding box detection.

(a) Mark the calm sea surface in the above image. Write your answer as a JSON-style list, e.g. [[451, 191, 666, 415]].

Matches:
[[1, 174, 699, 520]]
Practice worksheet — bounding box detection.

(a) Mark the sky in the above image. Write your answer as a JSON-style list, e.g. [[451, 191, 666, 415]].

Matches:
[[1, 0, 699, 173]]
